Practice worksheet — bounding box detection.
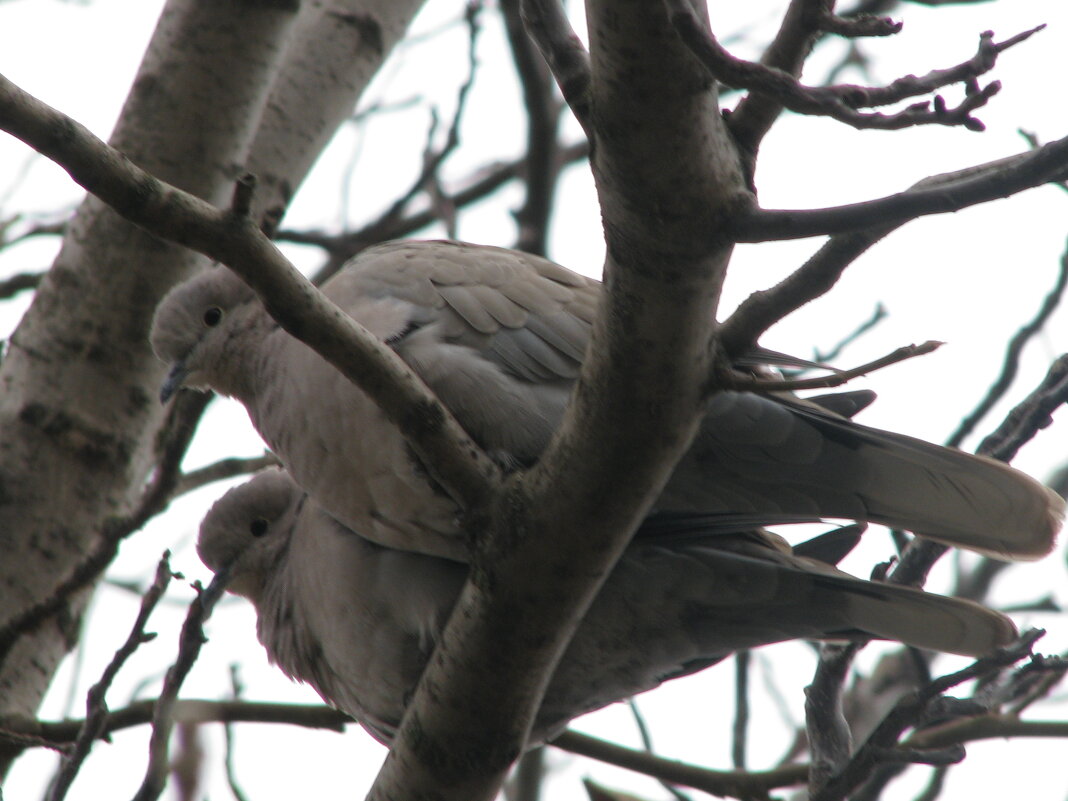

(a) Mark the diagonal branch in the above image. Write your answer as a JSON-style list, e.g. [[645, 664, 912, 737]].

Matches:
[[732, 139, 1068, 243], [520, 0, 593, 135], [0, 71, 501, 518]]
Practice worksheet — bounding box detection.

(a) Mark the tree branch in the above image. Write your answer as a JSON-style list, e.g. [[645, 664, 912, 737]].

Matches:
[[947, 241, 1068, 448], [0, 71, 501, 518], [502, 0, 565, 256], [720, 153, 1068, 354], [733, 139, 1068, 242], [520, 0, 592, 136], [47, 555, 173, 801], [132, 567, 234, 801], [669, 3, 1040, 132]]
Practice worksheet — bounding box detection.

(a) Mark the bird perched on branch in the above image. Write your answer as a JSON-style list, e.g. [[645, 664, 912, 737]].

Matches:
[[198, 469, 1021, 746], [152, 239, 1063, 562]]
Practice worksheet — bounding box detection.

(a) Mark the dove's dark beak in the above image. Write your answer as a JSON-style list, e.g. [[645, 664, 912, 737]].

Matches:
[[160, 361, 188, 403]]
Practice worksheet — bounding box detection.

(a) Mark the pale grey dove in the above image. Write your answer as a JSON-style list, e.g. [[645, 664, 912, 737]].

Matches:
[[153, 239, 1063, 562], [198, 469, 1020, 746]]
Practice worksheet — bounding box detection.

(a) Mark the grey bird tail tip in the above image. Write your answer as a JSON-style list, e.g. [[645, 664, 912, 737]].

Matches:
[[159, 361, 188, 404]]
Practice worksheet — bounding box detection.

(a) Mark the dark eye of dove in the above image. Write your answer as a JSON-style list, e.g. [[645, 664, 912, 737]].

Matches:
[[203, 306, 223, 327]]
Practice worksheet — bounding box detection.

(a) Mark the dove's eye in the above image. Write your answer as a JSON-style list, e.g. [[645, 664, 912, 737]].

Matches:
[[249, 518, 269, 538], [203, 307, 223, 327]]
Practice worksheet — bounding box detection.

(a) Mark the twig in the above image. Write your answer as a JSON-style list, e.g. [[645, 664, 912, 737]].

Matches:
[[669, 2, 1039, 132], [810, 303, 887, 366], [729, 0, 839, 161], [810, 631, 1043, 801], [947, 245, 1068, 448], [722, 340, 941, 393], [175, 453, 280, 497], [0, 700, 349, 749], [47, 555, 173, 801], [361, 2, 483, 239], [627, 699, 692, 801], [131, 567, 235, 801], [0, 269, 41, 299], [520, 0, 592, 136], [223, 666, 251, 801], [502, 0, 564, 256], [287, 140, 590, 282], [977, 353, 1068, 462], [732, 650, 750, 770], [550, 729, 809, 799]]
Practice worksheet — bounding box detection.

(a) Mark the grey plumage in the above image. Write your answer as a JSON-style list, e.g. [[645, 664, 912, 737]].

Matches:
[[198, 469, 1020, 746], [153, 239, 1063, 561]]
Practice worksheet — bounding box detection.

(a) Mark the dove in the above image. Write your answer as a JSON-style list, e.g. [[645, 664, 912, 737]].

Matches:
[[198, 469, 1020, 746], [153, 239, 1063, 562]]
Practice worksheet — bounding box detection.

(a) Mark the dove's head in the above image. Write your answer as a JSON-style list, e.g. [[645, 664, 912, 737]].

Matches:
[[197, 468, 304, 601], [150, 268, 258, 402]]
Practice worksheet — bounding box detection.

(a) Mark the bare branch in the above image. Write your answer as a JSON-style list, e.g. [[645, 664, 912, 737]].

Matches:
[[520, 0, 592, 135], [0, 700, 348, 750], [978, 353, 1068, 462], [132, 568, 234, 801], [669, 3, 1039, 132], [730, 0, 836, 160], [721, 152, 1068, 356], [551, 730, 809, 798], [732, 650, 751, 770], [947, 242, 1068, 448], [175, 453, 280, 497], [47, 555, 173, 801], [0, 270, 42, 299], [502, 0, 565, 255], [0, 70, 501, 518], [723, 340, 941, 394], [734, 139, 1068, 242]]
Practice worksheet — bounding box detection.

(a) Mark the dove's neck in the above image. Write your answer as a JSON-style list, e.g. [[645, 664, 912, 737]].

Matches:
[[209, 306, 279, 401]]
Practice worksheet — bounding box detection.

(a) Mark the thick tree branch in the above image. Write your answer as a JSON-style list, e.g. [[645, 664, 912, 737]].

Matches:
[[520, 0, 592, 135], [0, 71, 501, 518], [370, 0, 748, 797], [732, 139, 1068, 242]]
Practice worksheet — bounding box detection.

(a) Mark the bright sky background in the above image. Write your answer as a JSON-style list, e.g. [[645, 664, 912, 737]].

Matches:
[[2, 1, 1068, 800]]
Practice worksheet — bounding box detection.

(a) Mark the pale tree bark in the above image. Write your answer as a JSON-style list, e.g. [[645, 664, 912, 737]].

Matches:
[[0, 0, 425, 776]]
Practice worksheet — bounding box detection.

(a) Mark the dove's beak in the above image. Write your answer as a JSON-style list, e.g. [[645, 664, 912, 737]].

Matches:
[[160, 360, 188, 403]]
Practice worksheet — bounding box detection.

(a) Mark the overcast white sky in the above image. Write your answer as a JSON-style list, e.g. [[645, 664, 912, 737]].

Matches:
[[2, 1, 1068, 799]]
